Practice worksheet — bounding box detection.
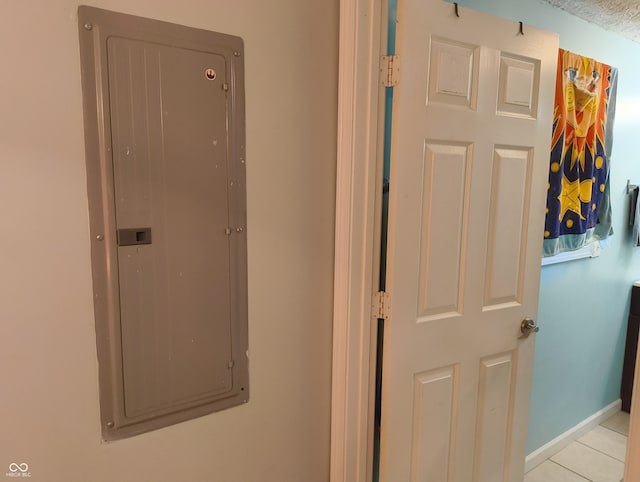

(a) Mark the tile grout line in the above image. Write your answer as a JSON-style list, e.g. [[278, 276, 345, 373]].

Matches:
[[599, 424, 629, 437], [546, 459, 593, 481], [598, 423, 630, 437], [576, 437, 627, 463], [576, 425, 629, 464]]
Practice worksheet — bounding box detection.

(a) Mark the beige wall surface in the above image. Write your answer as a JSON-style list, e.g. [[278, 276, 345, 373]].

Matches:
[[0, 1, 338, 481]]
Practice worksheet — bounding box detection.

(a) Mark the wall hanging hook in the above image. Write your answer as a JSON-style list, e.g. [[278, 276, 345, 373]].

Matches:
[[454, 2, 460, 17], [519, 21, 524, 35]]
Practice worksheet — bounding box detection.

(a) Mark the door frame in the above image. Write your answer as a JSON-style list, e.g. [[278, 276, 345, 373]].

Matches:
[[330, 1, 640, 482], [330, 0, 385, 481]]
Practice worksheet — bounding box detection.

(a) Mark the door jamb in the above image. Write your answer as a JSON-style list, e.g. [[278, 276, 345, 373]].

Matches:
[[625, 344, 640, 480], [330, 0, 385, 481]]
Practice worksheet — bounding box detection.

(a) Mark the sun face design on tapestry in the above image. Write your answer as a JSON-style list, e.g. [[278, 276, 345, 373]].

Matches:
[[544, 49, 613, 243]]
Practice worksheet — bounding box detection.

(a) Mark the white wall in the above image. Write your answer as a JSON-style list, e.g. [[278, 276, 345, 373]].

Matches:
[[0, 1, 338, 481]]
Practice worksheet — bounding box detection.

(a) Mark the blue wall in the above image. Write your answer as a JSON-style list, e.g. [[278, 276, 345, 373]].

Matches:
[[454, 0, 640, 454]]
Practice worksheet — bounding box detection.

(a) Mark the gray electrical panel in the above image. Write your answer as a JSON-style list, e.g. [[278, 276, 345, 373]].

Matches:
[[78, 6, 248, 440]]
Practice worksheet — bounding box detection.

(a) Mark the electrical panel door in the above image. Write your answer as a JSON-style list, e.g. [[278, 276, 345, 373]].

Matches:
[[78, 6, 248, 440]]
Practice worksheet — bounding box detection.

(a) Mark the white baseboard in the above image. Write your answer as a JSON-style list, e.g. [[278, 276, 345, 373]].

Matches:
[[525, 399, 622, 473]]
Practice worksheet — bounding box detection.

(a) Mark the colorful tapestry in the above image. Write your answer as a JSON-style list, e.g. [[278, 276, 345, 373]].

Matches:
[[543, 49, 617, 256]]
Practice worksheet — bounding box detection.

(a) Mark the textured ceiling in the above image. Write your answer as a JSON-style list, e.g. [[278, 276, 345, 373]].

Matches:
[[543, 0, 640, 42]]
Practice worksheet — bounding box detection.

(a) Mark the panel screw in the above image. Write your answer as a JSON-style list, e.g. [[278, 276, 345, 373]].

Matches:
[[84, 23, 93, 30], [233, 51, 241, 57], [236, 227, 244, 233], [205, 68, 216, 80], [96, 234, 104, 241], [106, 421, 114, 428]]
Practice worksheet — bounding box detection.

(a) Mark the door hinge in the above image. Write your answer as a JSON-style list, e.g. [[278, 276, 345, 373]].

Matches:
[[380, 55, 400, 87], [372, 291, 391, 320]]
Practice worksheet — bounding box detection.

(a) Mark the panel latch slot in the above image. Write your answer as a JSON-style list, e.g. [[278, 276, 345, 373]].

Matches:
[[118, 227, 152, 246]]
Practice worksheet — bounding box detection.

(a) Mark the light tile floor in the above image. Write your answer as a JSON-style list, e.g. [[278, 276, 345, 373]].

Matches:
[[525, 411, 629, 482]]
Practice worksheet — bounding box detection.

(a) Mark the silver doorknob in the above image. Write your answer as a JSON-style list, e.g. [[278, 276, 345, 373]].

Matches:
[[520, 318, 539, 338]]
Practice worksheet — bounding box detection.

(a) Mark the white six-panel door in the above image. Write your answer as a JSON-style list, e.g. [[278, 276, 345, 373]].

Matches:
[[380, 1, 558, 481]]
